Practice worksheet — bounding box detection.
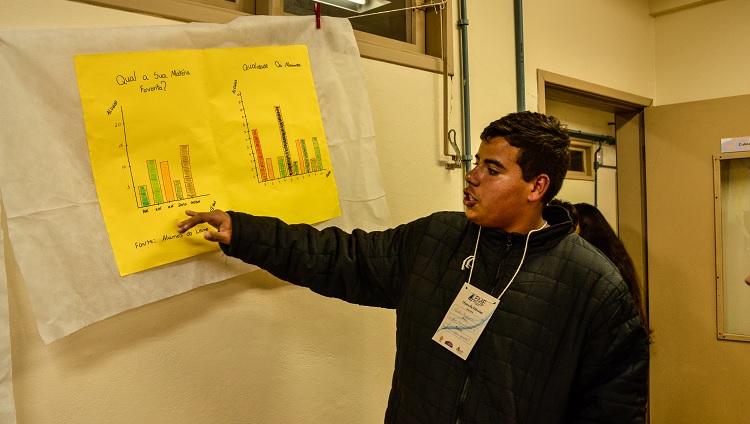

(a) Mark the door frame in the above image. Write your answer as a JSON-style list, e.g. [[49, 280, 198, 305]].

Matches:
[[537, 69, 653, 329]]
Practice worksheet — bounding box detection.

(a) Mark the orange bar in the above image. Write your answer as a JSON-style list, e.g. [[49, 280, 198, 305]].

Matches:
[[252, 129, 268, 181], [160, 161, 175, 202], [266, 157, 275, 180], [296, 139, 306, 174]]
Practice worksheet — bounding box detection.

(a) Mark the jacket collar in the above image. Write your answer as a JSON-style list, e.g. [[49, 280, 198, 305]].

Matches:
[[474, 205, 573, 253]]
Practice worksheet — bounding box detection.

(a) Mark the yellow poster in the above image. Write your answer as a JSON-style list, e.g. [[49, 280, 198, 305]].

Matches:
[[75, 45, 340, 276]]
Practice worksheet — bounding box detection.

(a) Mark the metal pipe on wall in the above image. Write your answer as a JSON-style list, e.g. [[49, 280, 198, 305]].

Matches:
[[514, 0, 525, 112], [457, 0, 473, 174], [443, 0, 472, 173], [443, 0, 461, 170]]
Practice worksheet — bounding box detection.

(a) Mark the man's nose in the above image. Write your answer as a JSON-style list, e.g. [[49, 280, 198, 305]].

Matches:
[[465, 167, 479, 185]]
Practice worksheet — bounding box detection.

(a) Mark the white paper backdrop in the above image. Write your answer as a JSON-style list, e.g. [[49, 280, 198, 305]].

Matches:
[[0, 15, 390, 345]]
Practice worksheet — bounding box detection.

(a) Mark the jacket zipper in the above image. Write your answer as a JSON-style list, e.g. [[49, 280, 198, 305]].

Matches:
[[455, 359, 473, 424], [454, 234, 514, 423], [491, 233, 514, 297]]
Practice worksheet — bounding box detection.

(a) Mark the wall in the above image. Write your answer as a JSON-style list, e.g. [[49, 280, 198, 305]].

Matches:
[[646, 1, 750, 423], [1, 0, 659, 423], [654, 0, 750, 105], [524, 0, 656, 108]]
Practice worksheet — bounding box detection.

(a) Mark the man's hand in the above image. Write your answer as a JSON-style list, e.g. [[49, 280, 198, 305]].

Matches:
[[177, 210, 232, 245]]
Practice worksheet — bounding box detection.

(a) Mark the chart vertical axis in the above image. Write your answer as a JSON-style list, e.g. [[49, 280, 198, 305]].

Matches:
[[121, 106, 139, 208], [237, 90, 261, 182]]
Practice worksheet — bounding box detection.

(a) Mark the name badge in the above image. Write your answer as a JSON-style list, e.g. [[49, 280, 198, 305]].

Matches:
[[432, 282, 498, 360]]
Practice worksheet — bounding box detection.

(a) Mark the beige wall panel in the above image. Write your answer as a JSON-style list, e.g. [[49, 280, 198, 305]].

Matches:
[[646, 94, 750, 424]]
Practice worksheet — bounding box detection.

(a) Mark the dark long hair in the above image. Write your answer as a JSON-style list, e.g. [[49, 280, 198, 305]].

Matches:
[[574, 203, 647, 330]]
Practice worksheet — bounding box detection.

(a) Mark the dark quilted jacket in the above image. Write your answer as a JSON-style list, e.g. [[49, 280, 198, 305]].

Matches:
[[222, 206, 649, 423]]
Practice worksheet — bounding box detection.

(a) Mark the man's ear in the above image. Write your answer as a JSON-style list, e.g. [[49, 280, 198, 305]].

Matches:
[[528, 174, 550, 202]]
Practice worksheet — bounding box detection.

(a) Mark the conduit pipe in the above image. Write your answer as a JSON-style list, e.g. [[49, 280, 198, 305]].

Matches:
[[447, 0, 526, 171], [442, 0, 460, 169], [514, 0, 525, 112], [443, 0, 472, 173], [457, 0, 473, 173]]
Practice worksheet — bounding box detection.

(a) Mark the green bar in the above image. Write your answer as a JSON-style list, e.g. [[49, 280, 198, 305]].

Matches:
[[147, 160, 163, 204], [278, 156, 287, 178], [313, 137, 322, 171], [174, 180, 184, 200], [139, 185, 150, 207]]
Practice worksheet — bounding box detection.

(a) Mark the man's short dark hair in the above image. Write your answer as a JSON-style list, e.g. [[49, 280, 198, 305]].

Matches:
[[480, 111, 570, 203]]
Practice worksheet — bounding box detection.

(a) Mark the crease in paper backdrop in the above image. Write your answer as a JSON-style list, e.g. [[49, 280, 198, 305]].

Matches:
[[75, 45, 341, 276], [0, 16, 391, 344]]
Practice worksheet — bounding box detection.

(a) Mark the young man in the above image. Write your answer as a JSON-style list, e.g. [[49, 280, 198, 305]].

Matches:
[[178, 111, 649, 423]]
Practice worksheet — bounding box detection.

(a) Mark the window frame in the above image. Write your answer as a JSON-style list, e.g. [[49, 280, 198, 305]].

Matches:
[[565, 139, 595, 181], [713, 151, 750, 343], [72, 0, 452, 74]]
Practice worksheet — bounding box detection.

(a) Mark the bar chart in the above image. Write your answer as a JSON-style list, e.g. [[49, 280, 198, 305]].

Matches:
[[237, 91, 326, 183], [119, 106, 208, 209]]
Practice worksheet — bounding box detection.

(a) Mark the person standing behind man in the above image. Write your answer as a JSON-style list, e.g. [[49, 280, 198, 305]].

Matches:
[[178, 111, 649, 423], [574, 202, 648, 332]]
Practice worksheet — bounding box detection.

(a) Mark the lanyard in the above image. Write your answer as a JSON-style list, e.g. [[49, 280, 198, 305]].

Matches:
[[432, 221, 547, 359]]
